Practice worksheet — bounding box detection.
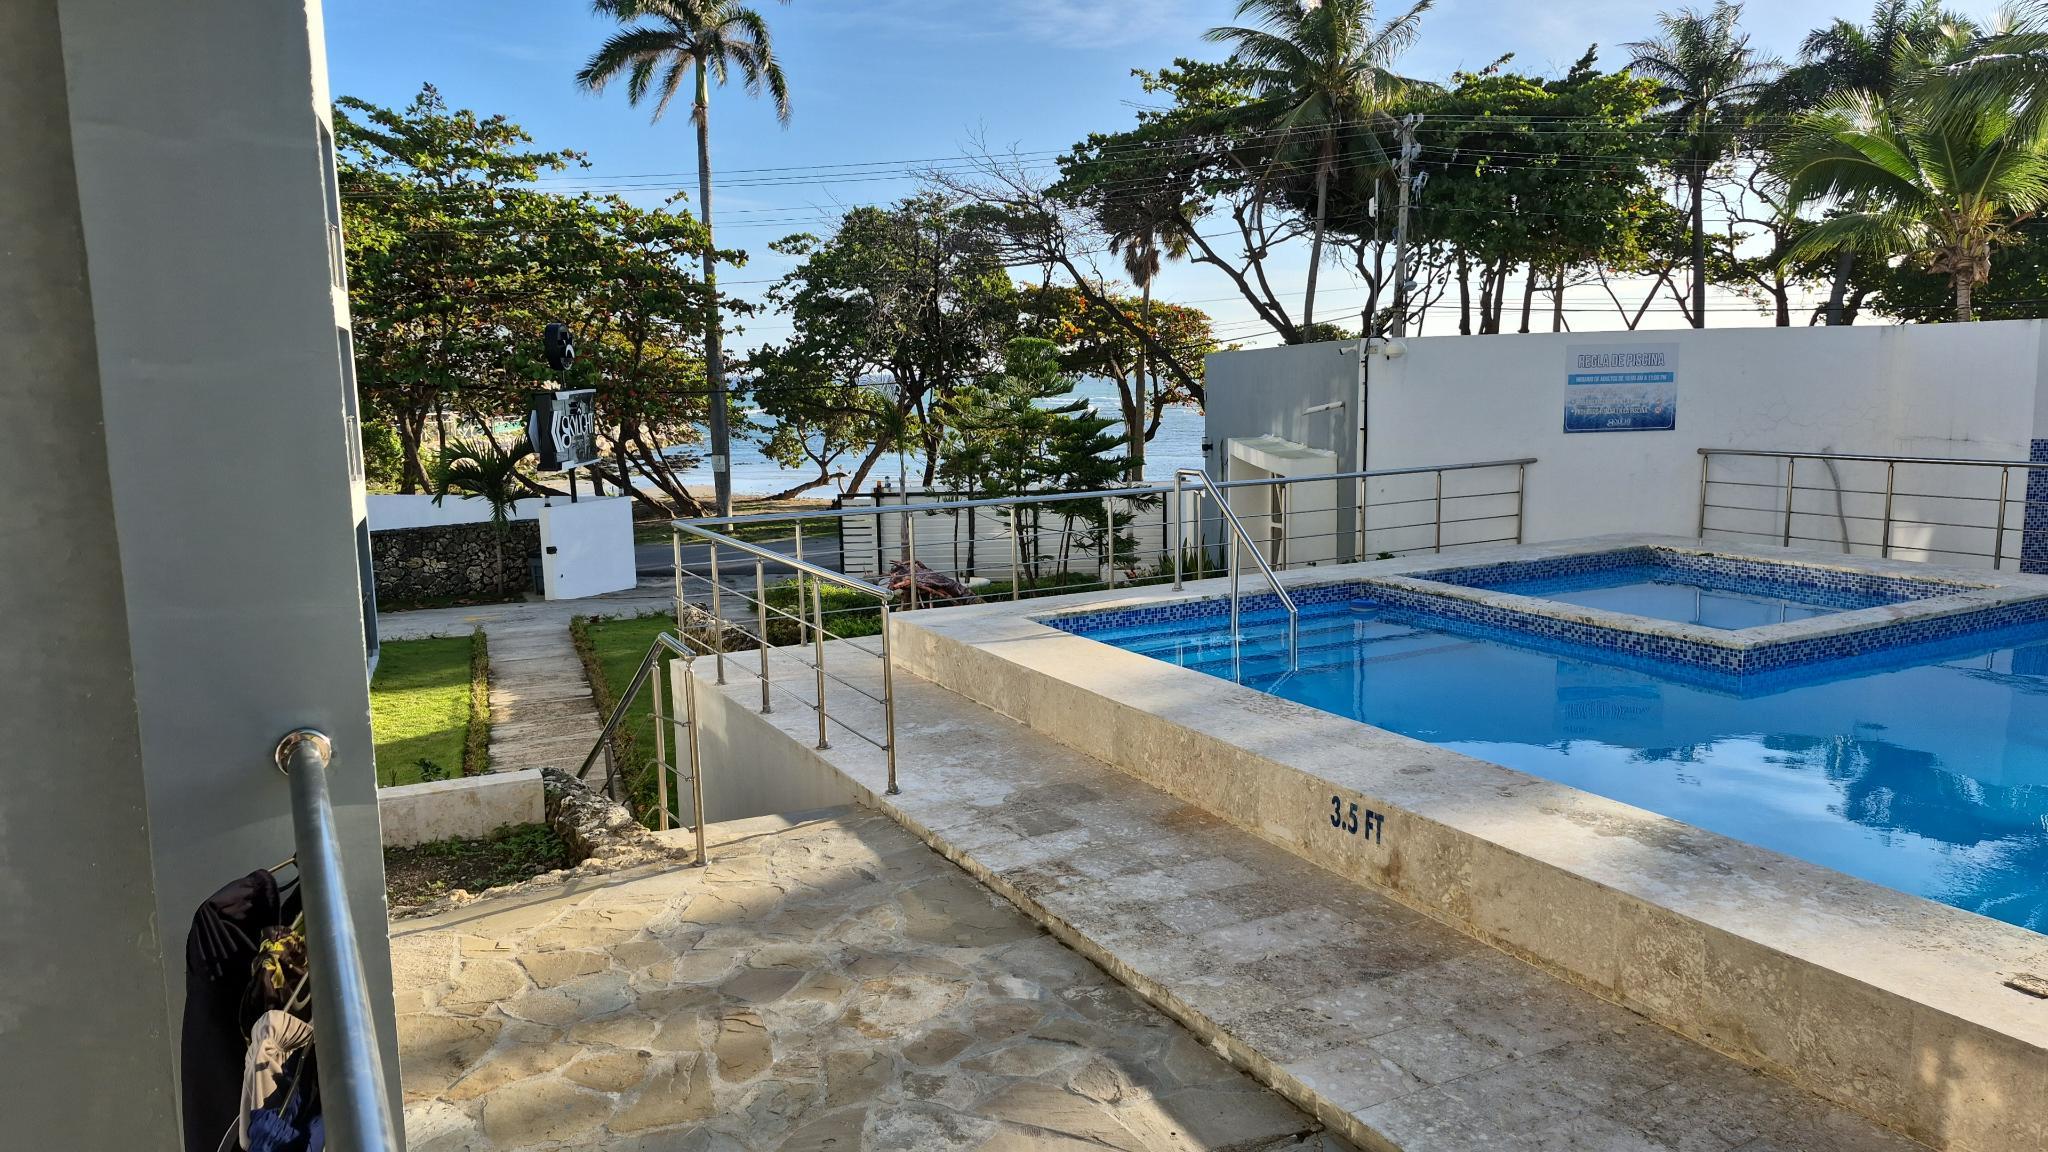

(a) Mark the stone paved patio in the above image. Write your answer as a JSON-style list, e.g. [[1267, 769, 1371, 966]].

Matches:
[[393, 806, 1356, 1151]]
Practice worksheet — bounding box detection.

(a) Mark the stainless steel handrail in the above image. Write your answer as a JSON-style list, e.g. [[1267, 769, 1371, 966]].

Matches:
[[1171, 468, 1300, 660], [673, 524, 900, 796], [272, 729, 401, 1152], [1696, 448, 2038, 570], [573, 630, 712, 864], [674, 458, 1539, 531]]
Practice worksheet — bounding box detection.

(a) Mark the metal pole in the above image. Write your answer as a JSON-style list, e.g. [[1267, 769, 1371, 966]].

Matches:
[[905, 514, 918, 612], [1391, 113, 1421, 338], [1172, 473, 1184, 589], [671, 530, 683, 625], [1103, 495, 1116, 589], [1229, 524, 1242, 638], [1276, 484, 1290, 570], [682, 661, 706, 866], [1513, 463, 1527, 545], [1782, 457, 1797, 547], [810, 576, 830, 750], [1433, 469, 1444, 554], [651, 659, 670, 831], [879, 602, 899, 795], [1197, 490, 1208, 583], [754, 559, 771, 713], [1695, 453, 1710, 539], [273, 730, 402, 1152], [709, 543, 725, 684], [1995, 466, 2012, 570], [1008, 509, 1022, 601], [1880, 461, 1896, 558]]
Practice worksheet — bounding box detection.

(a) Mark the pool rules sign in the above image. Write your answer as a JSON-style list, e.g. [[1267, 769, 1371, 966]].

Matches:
[[1564, 343, 1678, 433]]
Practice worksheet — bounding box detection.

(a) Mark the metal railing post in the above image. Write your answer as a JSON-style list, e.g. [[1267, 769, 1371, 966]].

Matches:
[[1433, 469, 1445, 554], [905, 516, 918, 611], [1995, 466, 2012, 570], [708, 543, 725, 684], [1008, 511, 1022, 600], [1514, 462, 1528, 544], [1695, 453, 1710, 539], [879, 604, 900, 795], [810, 576, 830, 750], [1103, 494, 1116, 588], [273, 729, 402, 1152], [1196, 489, 1208, 583], [1276, 484, 1291, 569], [682, 658, 706, 866], [1229, 525, 1242, 638], [651, 658, 670, 831], [1880, 461, 1896, 557], [1171, 472, 1184, 589], [754, 559, 771, 713], [672, 530, 683, 624], [1782, 457, 1798, 547]]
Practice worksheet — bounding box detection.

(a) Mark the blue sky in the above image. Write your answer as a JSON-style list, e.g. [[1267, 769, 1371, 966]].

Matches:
[[324, 0, 2006, 346]]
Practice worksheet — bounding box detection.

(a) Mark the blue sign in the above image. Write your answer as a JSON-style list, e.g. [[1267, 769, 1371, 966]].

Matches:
[[1564, 343, 1678, 432]]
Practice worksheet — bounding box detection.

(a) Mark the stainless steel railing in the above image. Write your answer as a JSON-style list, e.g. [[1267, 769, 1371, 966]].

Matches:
[[1172, 467, 1299, 658], [574, 631, 710, 864], [272, 728, 401, 1152], [1697, 448, 2040, 570], [672, 525, 900, 794]]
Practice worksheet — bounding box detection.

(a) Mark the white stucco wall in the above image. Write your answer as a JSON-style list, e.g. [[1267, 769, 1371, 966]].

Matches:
[[368, 493, 540, 531], [1206, 321, 2048, 558]]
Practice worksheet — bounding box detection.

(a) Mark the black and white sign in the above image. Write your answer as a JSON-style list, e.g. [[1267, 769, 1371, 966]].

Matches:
[[529, 388, 598, 472]]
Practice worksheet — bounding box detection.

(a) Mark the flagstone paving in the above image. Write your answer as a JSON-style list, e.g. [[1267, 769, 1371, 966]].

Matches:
[[392, 806, 1357, 1152]]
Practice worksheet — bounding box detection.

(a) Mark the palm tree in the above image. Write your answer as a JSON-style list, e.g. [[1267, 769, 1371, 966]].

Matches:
[[1779, 90, 2048, 321], [1627, 2, 1779, 328], [433, 438, 536, 593], [1107, 198, 1191, 480], [1762, 1, 1974, 322], [1206, 0, 1432, 334], [576, 0, 791, 518]]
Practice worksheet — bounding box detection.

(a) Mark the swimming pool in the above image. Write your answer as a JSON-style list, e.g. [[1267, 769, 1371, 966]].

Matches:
[[1060, 593, 2048, 933]]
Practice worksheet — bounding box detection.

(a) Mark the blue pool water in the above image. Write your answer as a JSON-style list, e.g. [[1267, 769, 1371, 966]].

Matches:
[[1071, 598, 2048, 932], [1465, 562, 1887, 629]]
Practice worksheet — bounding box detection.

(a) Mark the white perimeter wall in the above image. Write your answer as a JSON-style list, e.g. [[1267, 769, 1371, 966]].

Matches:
[[1207, 321, 2048, 559], [368, 492, 541, 531]]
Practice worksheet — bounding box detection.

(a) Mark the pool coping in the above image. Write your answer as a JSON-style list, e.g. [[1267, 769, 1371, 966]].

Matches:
[[888, 535, 2048, 1152]]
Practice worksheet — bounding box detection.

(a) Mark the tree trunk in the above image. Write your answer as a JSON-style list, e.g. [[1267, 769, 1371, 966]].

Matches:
[[1518, 264, 1538, 333], [1303, 142, 1332, 335], [1132, 276, 1151, 482], [1826, 249, 1855, 325], [695, 57, 734, 516], [1551, 267, 1565, 332], [1688, 166, 1707, 329], [1956, 273, 1974, 323], [1457, 252, 1471, 334]]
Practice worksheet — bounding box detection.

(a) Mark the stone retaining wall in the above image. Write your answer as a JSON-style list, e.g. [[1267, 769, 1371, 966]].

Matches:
[[371, 520, 539, 602]]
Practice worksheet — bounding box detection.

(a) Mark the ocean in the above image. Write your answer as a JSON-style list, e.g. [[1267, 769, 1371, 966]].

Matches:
[[669, 377, 1207, 498]]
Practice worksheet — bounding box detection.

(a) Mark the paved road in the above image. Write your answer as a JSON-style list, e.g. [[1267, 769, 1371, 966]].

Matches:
[[635, 532, 846, 580]]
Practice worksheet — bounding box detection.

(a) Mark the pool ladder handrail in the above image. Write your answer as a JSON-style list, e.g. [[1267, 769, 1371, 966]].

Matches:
[[1171, 467, 1300, 665]]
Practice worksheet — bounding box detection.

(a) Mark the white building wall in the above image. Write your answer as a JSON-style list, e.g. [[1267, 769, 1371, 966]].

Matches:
[[1206, 321, 2048, 562]]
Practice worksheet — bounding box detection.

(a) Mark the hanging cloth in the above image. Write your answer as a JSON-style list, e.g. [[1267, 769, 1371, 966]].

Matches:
[[247, 1046, 324, 1152], [181, 869, 300, 1152], [239, 1011, 314, 1150]]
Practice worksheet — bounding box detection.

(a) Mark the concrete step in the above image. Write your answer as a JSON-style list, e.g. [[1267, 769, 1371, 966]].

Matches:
[[695, 650, 1924, 1152]]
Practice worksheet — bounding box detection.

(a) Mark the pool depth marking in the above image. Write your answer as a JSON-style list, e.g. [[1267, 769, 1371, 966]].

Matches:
[[1330, 794, 1386, 843]]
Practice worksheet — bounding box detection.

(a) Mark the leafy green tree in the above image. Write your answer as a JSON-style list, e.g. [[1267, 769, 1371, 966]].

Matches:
[[1862, 216, 2048, 321], [1627, 2, 1779, 327], [337, 85, 583, 490], [1205, 0, 1432, 331], [432, 438, 535, 592], [1779, 90, 2048, 321], [1104, 197, 1192, 478], [758, 195, 1019, 490], [1022, 285, 1216, 479], [938, 339, 1135, 581], [577, 0, 791, 517]]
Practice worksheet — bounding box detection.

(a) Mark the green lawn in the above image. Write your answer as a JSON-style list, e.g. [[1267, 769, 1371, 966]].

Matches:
[[370, 635, 475, 786]]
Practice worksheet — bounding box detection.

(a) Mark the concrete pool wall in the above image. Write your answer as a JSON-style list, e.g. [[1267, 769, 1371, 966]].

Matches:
[[888, 538, 2048, 1152]]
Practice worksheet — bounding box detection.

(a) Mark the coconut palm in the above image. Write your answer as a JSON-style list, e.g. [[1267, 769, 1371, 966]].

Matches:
[[1206, 0, 1432, 334], [1779, 90, 2048, 321], [433, 438, 535, 593], [1106, 198, 1192, 480], [1627, 2, 1779, 327], [576, 0, 791, 518]]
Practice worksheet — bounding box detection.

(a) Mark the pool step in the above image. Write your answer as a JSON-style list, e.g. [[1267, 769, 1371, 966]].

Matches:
[[693, 644, 1929, 1152]]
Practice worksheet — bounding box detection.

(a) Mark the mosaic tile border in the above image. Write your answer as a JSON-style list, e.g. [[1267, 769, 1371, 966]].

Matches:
[[1410, 545, 1977, 609]]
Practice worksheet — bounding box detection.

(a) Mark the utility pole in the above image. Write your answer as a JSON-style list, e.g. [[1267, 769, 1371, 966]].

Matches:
[[1391, 113, 1422, 338]]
